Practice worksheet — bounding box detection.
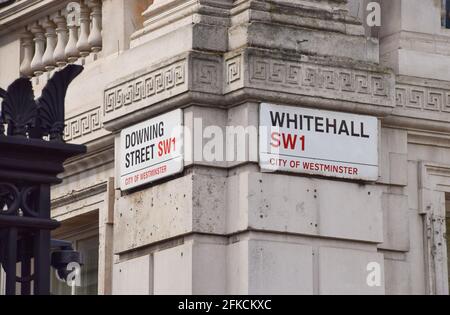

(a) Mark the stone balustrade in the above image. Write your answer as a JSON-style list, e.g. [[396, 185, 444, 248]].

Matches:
[[19, 0, 102, 78]]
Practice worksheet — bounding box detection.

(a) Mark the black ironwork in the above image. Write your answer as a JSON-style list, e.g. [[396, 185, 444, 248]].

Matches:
[[1, 78, 37, 137], [0, 65, 86, 295]]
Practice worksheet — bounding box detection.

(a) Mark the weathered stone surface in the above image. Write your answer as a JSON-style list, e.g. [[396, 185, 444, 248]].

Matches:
[[228, 170, 384, 243], [113, 254, 153, 295], [114, 169, 227, 254], [2, 0, 450, 295], [318, 247, 385, 295], [154, 243, 192, 294], [192, 241, 227, 294], [378, 127, 408, 186], [153, 237, 227, 295], [114, 174, 194, 253], [247, 240, 314, 295], [384, 258, 411, 295], [379, 193, 410, 251]]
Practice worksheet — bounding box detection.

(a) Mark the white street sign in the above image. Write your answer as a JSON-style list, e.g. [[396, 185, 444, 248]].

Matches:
[[259, 103, 379, 181], [120, 109, 183, 190]]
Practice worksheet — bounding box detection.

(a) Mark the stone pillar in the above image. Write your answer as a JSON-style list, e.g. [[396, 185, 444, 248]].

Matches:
[[98, 177, 115, 295], [30, 24, 46, 76], [101, 0, 151, 56], [53, 13, 69, 68], [106, 0, 394, 295], [88, 0, 103, 53], [77, 0, 92, 57], [19, 31, 34, 78], [42, 18, 57, 71], [65, 2, 81, 63]]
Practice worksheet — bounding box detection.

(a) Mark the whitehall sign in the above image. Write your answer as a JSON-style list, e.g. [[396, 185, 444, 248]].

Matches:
[[259, 103, 379, 181], [120, 109, 183, 190]]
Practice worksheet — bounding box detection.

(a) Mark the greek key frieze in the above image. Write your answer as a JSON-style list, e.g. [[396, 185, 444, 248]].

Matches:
[[226, 55, 242, 84], [64, 107, 102, 141], [248, 57, 391, 101], [395, 85, 450, 112], [104, 60, 187, 115]]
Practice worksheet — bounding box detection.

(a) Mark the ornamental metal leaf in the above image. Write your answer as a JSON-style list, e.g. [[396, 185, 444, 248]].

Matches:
[[37, 65, 84, 141], [1, 78, 37, 136]]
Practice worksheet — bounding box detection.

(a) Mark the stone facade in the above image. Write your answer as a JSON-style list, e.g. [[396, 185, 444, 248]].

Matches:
[[0, 0, 449, 295]]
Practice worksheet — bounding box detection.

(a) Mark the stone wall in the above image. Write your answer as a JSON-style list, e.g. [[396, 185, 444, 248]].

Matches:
[[0, 0, 449, 295]]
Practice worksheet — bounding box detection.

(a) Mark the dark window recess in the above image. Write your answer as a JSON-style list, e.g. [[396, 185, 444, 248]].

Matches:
[[50, 235, 99, 295], [443, 0, 450, 28]]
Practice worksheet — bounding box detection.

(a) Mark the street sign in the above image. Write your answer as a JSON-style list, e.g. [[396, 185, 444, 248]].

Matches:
[[259, 103, 379, 181], [120, 109, 183, 190]]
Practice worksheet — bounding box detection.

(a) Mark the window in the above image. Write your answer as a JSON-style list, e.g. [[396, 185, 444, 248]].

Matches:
[[50, 223, 99, 296], [442, 0, 450, 29], [51, 234, 99, 295]]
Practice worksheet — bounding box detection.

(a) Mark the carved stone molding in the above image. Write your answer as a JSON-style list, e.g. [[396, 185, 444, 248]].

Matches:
[[386, 77, 450, 131], [419, 162, 450, 295], [103, 52, 226, 124], [396, 84, 450, 113], [104, 58, 188, 122], [101, 47, 400, 132], [51, 180, 107, 209], [224, 53, 243, 93], [64, 106, 102, 142], [191, 55, 222, 93], [245, 54, 394, 108]]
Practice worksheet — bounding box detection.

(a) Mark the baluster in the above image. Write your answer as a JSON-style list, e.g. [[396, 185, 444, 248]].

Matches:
[[53, 13, 69, 67], [30, 24, 46, 77], [19, 31, 34, 78], [65, 2, 81, 63], [42, 18, 57, 71], [88, 0, 102, 53], [77, 1, 91, 57]]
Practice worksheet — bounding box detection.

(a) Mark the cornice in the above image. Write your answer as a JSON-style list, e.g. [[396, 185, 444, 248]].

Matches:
[[51, 180, 107, 209], [0, 0, 69, 35], [102, 48, 395, 131]]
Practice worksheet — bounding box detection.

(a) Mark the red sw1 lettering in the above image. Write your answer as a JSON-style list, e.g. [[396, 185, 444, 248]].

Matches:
[[158, 137, 176, 157], [271, 132, 305, 151]]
